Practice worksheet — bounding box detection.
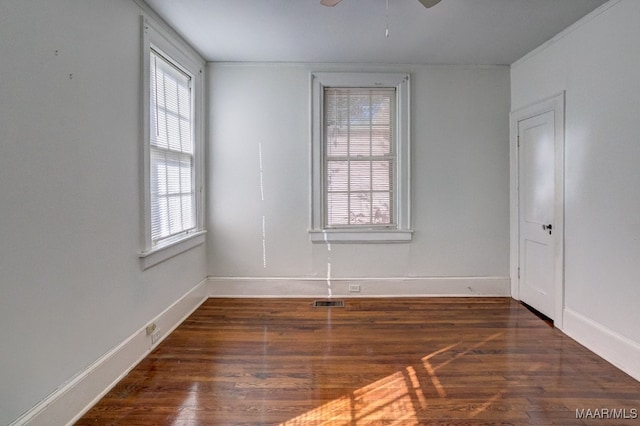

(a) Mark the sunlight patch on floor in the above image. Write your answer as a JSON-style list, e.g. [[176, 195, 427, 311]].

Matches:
[[423, 359, 447, 398], [280, 334, 508, 425], [280, 369, 420, 425]]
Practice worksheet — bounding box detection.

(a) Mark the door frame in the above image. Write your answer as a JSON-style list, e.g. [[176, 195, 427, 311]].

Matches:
[[509, 92, 565, 328]]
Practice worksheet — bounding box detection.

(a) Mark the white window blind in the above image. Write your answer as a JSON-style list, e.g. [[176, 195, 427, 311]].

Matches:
[[149, 49, 195, 246], [324, 87, 395, 227]]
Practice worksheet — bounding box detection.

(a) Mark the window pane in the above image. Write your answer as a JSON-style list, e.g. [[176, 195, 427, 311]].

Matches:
[[327, 161, 348, 192], [327, 192, 349, 226], [349, 161, 370, 192], [372, 160, 391, 191], [371, 126, 391, 156], [151, 108, 168, 149], [180, 118, 193, 154], [166, 112, 182, 152], [326, 92, 349, 125], [372, 192, 392, 224], [326, 126, 348, 157], [166, 159, 181, 195], [350, 192, 371, 224], [349, 125, 371, 156], [151, 150, 166, 194], [180, 157, 192, 193], [150, 195, 167, 241], [167, 195, 183, 235], [181, 194, 194, 230], [371, 92, 391, 125]]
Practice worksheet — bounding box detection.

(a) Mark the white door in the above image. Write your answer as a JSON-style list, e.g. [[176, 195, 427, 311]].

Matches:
[[518, 110, 555, 319]]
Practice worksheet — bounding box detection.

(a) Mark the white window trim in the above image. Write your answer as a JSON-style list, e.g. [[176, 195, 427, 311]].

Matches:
[[139, 230, 206, 270], [139, 16, 206, 268], [309, 72, 412, 243]]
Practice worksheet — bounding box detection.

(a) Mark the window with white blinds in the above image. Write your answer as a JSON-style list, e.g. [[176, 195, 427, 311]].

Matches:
[[310, 72, 412, 243], [149, 49, 195, 246], [324, 88, 395, 227], [140, 18, 204, 268]]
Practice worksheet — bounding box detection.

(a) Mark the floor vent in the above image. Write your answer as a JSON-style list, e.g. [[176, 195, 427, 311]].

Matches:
[[313, 300, 345, 308]]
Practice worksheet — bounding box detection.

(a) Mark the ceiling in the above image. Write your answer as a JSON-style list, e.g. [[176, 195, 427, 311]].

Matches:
[[144, 0, 609, 65]]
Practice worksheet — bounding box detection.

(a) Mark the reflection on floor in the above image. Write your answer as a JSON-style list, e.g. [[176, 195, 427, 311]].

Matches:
[[77, 298, 640, 425]]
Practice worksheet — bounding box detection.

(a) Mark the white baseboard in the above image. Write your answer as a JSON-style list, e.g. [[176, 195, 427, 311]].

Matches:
[[12, 278, 209, 426], [207, 276, 511, 298], [563, 307, 640, 382]]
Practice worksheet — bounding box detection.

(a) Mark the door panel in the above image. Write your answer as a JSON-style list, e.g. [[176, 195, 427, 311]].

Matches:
[[522, 123, 554, 226], [518, 110, 555, 319], [523, 239, 553, 312]]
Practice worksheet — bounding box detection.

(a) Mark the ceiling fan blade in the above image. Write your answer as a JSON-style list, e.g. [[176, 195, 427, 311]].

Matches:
[[320, 0, 343, 6], [417, 0, 442, 8]]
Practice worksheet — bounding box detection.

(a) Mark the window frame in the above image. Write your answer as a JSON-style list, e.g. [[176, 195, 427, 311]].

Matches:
[[310, 72, 412, 243], [139, 17, 206, 269]]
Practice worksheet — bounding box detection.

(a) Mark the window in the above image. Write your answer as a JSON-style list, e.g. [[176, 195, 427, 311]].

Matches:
[[310, 73, 412, 243], [139, 18, 205, 268], [149, 50, 195, 244], [324, 87, 395, 227]]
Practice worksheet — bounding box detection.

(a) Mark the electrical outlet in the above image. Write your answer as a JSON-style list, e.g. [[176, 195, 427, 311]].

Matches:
[[348, 284, 361, 293], [151, 328, 162, 344], [145, 323, 157, 335]]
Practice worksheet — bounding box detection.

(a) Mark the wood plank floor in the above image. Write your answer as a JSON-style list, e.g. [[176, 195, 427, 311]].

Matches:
[[77, 298, 640, 425]]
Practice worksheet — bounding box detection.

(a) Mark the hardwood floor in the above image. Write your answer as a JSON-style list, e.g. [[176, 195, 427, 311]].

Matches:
[[77, 298, 640, 425]]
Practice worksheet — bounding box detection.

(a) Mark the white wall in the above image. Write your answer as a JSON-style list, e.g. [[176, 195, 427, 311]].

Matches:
[[0, 1, 207, 424], [208, 63, 511, 291], [511, 0, 640, 374]]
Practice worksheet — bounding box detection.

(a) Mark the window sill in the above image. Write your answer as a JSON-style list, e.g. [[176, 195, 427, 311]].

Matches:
[[139, 230, 206, 270], [309, 229, 413, 244]]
